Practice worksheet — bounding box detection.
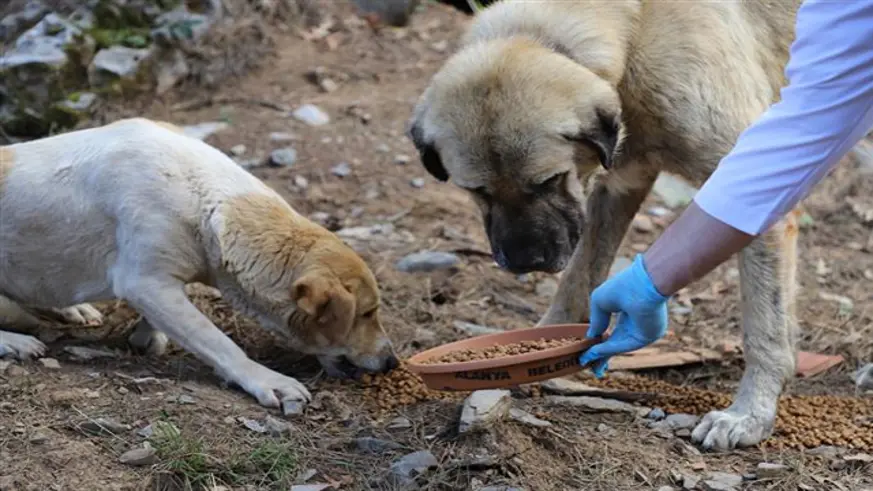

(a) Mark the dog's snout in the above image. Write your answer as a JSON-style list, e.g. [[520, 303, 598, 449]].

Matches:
[[497, 244, 553, 274]]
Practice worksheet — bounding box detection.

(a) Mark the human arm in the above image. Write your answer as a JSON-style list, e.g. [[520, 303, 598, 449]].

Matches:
[[581, 0, 873, 373]]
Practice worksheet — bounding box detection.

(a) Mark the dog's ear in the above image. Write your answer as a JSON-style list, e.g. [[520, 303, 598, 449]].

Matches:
[[407, 120, 449, 182], [567, 109, 623, 170], [293, 274, 356, 335]]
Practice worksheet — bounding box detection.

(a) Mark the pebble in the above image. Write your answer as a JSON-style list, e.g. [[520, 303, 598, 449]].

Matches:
[[459, 390, 512, 433], [700, 481, 735, 491], [509, 408, 552, 428], [387, 417, 413, 430], [38, 358, 60, 369], [807, 445, 842, 458], [0, 360, 10, 373], [119, 444, 157, 466], [269, 147, 297, 167], [376, 143, 391, 153], [664, 413, 700, 430], [652, 173, 698, 208], [264, 415, 292, 436], [682, 474, 699, 489], [544, 396, 647, 416], [756, 462, 789, 478], [396, 251, 460, 273], [294, 175, 309, 189], [658, 487, 677, 491], [632, 215, 655, 233], [230, 144, 247, 156], [239, 417, 267, 433], [88, 46, 154, 85], [453, 320, 502, 336], [394, 154, 411, 165], [535, 278, 559, 298], [389, 450, 439, 485], [64, 346, 118, 361], [269, 132, 297, 142], [354, 437, 403, 454], [331, 162, 352, 177], [80, 417, 130, 436], [181, 122, 229, 141], [283, 400, 306, 417], [290, 485, 332, 491], [29, 432, 49, 444], [292, 104, 330, 126], [540, 378, 599, 395], [647, 408, 666, 420], [854, 363, 873, 391], [410, 177, 425, 188], [705, 472, 743, 489]]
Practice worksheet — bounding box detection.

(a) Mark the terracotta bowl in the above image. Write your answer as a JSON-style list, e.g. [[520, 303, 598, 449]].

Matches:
[[405, 324, 602, 391]]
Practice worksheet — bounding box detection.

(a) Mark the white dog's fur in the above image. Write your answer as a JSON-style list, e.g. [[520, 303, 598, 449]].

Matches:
[[0, 118, 396, 409]]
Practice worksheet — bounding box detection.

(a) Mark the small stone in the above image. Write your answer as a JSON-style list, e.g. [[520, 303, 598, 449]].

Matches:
[[658, 487, 677, 491], [700, 481, 735, 491], [88, 46, 154, 85], [264, 415, 292, 436], [664, 413, 700, 430], [647, 408, 666, 420], [389, 450, 438, 484], [283, 400, 306, 417], [854, 363, 873, 391], [354, 437, 403, 454], [294, 176, 309, 189], [230, 144, 247, 156], [388, 417, 413, 429], [808, 445, 842, 458], [181, 122, 229, 141], [540, 378, 599, 395], [318, 78, 338, 93], [394, 154, 411, 165], [509, 408, 552, 428], [0, 360, 10, 373], [29, 432, 49, 444], [648, 206, 672, 217], [632, 215, 655, 233], [453, 320, 502, 336], [682, 474, 699, 490], [177, 394, 195, 405], [38, 358, 60, 369], [62, 92, 97, 113], [80, 417, 129, 436], [64, 346, 118, 361], [376, 143, 391, 153], [119, 445, 157, 466], [154, 48, 189, 95], [705, 472, 743, 488], [239, 417, 267, 433], [0, 1, 49, 42], [674, 428, 691, 438], [396, 251, 460, 273], [535, 278, 559, 298], [270, 148, 297, 167], [653, 173, 698, 207], [431, 40, 449, 52], [292, 104, 330, 126], [756, 462, 788, 478], [269, 132, 297, 142], [290, 485, 332, 491], [331, 162, 352, 177], [410, 177, 425, 188], [543, 396, 644, 416], [459, 390, 512, 433]]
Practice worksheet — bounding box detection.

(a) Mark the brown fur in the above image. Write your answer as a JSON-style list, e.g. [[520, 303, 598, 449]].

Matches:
[[408, 0, 805, 450]]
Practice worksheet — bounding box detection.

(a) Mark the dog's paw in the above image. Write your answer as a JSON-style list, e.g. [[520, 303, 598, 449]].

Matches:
[[691, 409, 775, 451], [128, 319, 169, 356], [52, 303, 104, 326], [240, 365, 312, 408], [0, 331, 47, 359]]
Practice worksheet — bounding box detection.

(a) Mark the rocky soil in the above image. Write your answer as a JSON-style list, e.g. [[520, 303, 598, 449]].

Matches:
[[2, 1, 873, 490]]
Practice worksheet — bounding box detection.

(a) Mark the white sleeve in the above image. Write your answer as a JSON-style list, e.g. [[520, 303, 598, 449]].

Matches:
[[692, 0, 873, 236]]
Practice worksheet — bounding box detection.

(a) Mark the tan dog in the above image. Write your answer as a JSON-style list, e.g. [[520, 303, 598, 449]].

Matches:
[[0, 118, 397, 410], [408, 0, 807, 450]]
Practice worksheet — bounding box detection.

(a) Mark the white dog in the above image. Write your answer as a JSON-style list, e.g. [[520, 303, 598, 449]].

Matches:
[[0, 118, 398, 410]]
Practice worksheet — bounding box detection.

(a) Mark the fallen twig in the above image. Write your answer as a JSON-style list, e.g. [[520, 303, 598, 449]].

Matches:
[[172, 96, 290, 113]]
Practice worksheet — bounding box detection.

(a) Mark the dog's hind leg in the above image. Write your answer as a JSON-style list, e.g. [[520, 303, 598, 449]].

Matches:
[[0, 294, 47, 358], [691, 210, 800, 450]]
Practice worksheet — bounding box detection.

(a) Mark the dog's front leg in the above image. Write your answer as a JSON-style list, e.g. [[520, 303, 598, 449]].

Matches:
[[692, 212, 800, 450], [539, 173, 658, 326], [119, 278, 312, 408]]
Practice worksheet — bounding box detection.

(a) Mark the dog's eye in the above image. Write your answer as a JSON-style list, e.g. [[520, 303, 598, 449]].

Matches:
[[536, 172, 567, 189]]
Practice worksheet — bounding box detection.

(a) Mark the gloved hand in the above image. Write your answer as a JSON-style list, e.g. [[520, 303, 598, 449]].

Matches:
[[579, 254, 670, 378]]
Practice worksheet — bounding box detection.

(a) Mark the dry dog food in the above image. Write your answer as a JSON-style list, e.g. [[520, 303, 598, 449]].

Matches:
[[586, 373, 873, 451], [360, 362, 459, 412], [421, 337, 582, 365]]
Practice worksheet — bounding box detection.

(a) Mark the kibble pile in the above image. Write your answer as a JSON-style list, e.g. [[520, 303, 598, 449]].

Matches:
[[421, 337, 581, 365], [586, 374, 873, 451], [360, 363, 461, 413]]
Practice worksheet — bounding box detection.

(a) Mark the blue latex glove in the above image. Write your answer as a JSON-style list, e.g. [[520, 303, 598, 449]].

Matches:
[[579, 254, 670, 378]]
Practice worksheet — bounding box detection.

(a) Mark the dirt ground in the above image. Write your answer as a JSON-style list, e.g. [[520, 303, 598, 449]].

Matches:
[[2, 1, 873, 490]]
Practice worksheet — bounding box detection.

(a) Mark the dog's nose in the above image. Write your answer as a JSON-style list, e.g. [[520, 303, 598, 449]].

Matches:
[[383, 353, 400, 372]]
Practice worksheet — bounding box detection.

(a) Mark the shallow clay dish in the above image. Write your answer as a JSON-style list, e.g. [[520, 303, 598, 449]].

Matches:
[[405, 324, 602, 391]]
